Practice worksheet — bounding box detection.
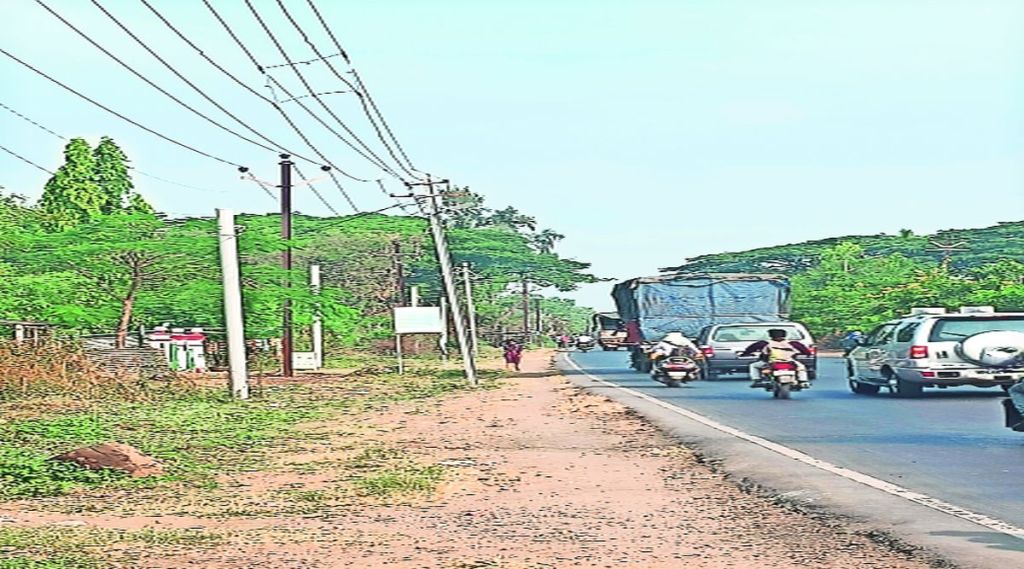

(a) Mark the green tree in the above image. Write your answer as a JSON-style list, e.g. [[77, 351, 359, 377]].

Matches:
[[93, 136, 135, 214], [39, 138, 103, 229]]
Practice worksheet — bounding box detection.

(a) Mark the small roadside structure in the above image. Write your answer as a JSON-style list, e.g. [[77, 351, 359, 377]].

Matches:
[[0, 319, 54, 345]]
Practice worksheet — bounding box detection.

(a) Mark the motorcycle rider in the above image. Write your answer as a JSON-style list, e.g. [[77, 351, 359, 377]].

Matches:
[[1008, 380, 1024, 432], [739, 328, 812, 387], [649, 332, 699, 375]]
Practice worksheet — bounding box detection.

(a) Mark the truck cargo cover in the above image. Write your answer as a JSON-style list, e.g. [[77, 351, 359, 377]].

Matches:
[[612, 273, 790, 340]]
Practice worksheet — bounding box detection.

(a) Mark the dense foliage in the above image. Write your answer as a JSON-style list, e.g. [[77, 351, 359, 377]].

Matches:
[[1, 139, 597, 352]]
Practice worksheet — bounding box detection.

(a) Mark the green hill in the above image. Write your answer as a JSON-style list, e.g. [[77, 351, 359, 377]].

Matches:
[[663, 221, 1024, 274]]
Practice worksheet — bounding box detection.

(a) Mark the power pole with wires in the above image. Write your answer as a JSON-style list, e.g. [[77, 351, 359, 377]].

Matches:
[[461, 262, 479, 358], [402, 177, 477, 385], [520, 273, 530, 343], [928, 240, 968, 269], [279, 154, 295, 378]]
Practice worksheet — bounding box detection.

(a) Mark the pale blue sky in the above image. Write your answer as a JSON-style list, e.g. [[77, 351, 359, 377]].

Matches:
[[2, 0, 1022, 310]]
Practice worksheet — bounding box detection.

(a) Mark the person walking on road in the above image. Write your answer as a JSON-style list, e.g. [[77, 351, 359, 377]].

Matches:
[[502, 338, 524, 372]]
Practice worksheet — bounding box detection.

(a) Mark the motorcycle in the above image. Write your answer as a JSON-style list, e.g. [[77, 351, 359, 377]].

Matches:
[[652, 355, 702, 387], [759, 360, 806, 399], [576, 337, 596, 352], [1002, 397, 1023, 431]]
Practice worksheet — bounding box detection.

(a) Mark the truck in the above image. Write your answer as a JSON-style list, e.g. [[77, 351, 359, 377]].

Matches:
[[611, 273, 791, 371], [592, 312, 628, 351]]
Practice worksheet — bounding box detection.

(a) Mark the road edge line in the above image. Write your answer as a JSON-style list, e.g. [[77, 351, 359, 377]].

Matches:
[[562, 353, 1024, 541]]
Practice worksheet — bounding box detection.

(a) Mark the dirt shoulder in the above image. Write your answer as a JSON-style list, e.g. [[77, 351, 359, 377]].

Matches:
[[1, 349, 936, 568]]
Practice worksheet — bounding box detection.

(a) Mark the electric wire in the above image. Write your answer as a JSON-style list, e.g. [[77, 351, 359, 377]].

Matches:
[[305, 0, 422, 175], [274, 0, 422, 180], [292, 163, 344, 215], [241, 0, 403, 179], [0, 143, 55, 175], [195, 0, 378, 184], [89, 0, 329, 170], [35, 0, 284, 158], [135, 0, 369, 218], [0, 47, 245, 168], [0, 98, 229, 194]]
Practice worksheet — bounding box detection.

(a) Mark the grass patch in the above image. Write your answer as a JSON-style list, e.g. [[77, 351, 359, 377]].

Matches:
[[0, 526, 222, 567], [0, 558, 98, 569], [353, 464, 445, 497], [0, 368, 496, 500]]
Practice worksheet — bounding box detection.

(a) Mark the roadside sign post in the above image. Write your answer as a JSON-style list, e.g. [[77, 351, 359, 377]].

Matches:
[[393, 306, 445, 374]]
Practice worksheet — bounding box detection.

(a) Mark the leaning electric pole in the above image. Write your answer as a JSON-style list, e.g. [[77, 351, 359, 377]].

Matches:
[[407, 177, 478, 385]]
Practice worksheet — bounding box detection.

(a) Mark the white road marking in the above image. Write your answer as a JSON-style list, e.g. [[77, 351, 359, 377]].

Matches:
[[563, 354, 1024, 541]]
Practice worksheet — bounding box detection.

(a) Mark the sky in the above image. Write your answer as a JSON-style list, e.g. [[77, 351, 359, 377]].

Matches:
[[2, 0, 1023, 311]]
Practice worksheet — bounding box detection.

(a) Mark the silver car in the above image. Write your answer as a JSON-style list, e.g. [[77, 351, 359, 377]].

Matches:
[[695, 322, 817, 380], [846, 307, 1024, 397]]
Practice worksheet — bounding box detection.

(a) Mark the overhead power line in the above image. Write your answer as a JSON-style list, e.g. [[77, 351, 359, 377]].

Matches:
[[241, 0, 404, 180], [274, 0, 422, 180], [36, 0, 288, 159], [0, 142, 55, 175], [0, 98, 231, 195], [137, 0, 370, 211], [0, 47, 245, 168], [88, 0, 330, 171], [293, 163, 343, 215]]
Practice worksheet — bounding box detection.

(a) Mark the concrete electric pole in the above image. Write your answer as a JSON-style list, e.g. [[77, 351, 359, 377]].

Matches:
[[217, 209, 249, 399]]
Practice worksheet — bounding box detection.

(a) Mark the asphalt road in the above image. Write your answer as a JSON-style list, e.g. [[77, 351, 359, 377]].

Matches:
[[563, 350, 1024, 531]]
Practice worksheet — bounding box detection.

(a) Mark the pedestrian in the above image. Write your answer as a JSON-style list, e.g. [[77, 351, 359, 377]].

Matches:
[[502, 338, 524, 372]]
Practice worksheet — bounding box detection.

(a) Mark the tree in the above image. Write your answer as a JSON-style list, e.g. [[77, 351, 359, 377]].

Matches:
[[93, 136, 134, 214], [39, 138, 103, 230], [531, 229, 565, 254]]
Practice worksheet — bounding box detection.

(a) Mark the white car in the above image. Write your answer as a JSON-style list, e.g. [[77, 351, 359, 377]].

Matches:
[[846, 307, 1024, 397]]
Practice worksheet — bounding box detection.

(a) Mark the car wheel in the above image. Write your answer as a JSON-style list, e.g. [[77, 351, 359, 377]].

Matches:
[[849, 378, 880, 395], [892, 373, 923, 398]]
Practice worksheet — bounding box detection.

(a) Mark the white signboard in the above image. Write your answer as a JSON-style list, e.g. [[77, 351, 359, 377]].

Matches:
[[394, 307, 444, 334], [293, 352, 319, 371]]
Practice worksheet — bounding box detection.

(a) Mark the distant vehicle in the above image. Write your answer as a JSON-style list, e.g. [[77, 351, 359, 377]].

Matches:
[[611, 273, 791, 371], [846, 307, 1024, 398], [695, 322, 817, 380], [592, 312, 628, 351], [576, 334, 596, 352]]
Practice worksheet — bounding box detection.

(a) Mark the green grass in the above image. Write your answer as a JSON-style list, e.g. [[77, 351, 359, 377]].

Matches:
[[0, 369, 495, 500], [0, 526, 222, 568], [353, 464, 445, 497]]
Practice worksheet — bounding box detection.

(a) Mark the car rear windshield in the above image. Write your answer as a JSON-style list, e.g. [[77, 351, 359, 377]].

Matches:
[[712, 326, 805, 342], [928, 317, 1024, 342]]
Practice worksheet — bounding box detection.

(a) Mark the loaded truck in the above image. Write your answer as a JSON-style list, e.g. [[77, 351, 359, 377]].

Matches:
[[592, 312, 628, 351], [610, 273, 791, 371]]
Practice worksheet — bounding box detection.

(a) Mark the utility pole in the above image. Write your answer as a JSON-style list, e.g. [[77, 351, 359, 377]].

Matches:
[[534, 298, 542, 336], [217, 209, 249, 399], [928, 240, 968, 269], [310, 264, 323, 369], [279, 154, 294, 378], [461, 262, 479, 357], [406, 177, 477, 385], [393, 240, 406, 307], [520, 273, 530, 344]]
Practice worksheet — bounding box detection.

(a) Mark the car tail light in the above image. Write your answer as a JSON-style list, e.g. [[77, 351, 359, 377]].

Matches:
[[809, 345, 818, 356], [910, 345, 929, 359], [920, 371, 936, 378], [701, 346, 714, 358]]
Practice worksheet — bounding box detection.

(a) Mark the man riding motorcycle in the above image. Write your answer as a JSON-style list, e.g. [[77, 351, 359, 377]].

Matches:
[[739, 328, 812, 388], [649, 332, 700, 375], [1008, 380, 1024, 432]]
